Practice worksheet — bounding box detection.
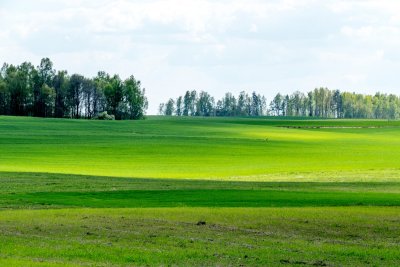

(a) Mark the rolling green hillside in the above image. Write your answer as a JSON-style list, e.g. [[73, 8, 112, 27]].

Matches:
[[1, 116, 400, 266], [1, 116, 400, 180]]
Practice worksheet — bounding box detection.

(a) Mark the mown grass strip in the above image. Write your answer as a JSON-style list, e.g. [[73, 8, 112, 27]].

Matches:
[[2, 189, 400, 209], [2, 171, 400, 193]]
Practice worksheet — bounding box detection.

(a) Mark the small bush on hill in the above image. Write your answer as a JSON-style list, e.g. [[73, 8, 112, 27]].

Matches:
[[93, 111, 115, 120]]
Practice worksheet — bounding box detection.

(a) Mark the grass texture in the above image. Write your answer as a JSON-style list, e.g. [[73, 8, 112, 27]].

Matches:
[[0, 116, 400, 266]]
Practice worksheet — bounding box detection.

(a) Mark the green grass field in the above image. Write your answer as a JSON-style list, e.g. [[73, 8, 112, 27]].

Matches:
[[1, 116, 400, 266]]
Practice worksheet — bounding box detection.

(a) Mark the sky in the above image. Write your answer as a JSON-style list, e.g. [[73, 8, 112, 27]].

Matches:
[[1, 0, 400, 114]]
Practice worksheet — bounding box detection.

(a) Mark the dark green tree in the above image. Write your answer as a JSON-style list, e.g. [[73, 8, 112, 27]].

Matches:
[[164, 98, 175, 116], [104, 75, 123, 119], [53, 70, 69, 118], [123, 76, 148, 119], [68, 74, 84, 118]]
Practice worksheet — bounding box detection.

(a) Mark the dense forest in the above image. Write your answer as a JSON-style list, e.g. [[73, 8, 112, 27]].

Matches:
[[0, 59, 148, 120], [160, 88, 400, 119]]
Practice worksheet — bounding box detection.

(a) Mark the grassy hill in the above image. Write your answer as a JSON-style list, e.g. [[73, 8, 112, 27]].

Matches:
[[1, 116, 400, 180], [0, 116, 399, 266]]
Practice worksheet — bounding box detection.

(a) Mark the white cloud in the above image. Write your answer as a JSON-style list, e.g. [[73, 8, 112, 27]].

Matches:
[[341, 25, 400, 43], [376, 49, 385, 60], [250, 24, 258, 33], [344, 74, 367, 84], [1, 0, 400, 114]]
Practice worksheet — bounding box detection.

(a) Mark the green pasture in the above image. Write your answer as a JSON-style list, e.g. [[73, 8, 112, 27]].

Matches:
[[0, 173, 400, 210], [0, 116, 400, 180], [1, 116, 400, 266], [1, 207, 400, 266]]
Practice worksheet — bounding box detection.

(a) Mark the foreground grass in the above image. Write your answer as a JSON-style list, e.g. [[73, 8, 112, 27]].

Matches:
[[1, 207, 399, 266], [0, 172, 399, 265]]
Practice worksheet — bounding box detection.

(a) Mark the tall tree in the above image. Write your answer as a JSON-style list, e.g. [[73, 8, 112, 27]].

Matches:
[[221, 92, 236, 116], [0, 75, 8, 114], [40, 84, 56, 117], [237, 91, 247, 116], [53, 70, 69, 118], [196, 91, 214, 116], [175, 96, 183, 116], [189, 90, 197, 116], [68, 74, 84, 118], [183, 91, 191, 116], [270, 93, 283, 116], [82, 78, 96, 118], [104, 75, 123, 119], [164, 98, 175, 116], [34, 58, 55, 117], [333, 89, 342, 118], [123, 76, 148, 120]]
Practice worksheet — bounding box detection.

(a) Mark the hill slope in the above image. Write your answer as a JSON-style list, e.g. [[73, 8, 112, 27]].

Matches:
[[1, 116, 400, 266]]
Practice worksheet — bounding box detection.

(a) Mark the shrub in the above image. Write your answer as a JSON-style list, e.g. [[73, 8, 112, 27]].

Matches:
[[93, 111, 115, 120]]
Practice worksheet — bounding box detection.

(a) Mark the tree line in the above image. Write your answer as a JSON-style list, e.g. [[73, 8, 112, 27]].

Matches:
[[270, 88, 400, 119], [160, 88, 400, 119], [159, 91, 267, 117], [0, 58, 148, 120]]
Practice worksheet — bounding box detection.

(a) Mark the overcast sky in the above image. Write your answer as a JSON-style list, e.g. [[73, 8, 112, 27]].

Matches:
[[1, 0, 400, 114]]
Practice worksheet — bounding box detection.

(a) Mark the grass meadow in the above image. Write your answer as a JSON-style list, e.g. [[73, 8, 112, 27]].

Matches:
[[0, 116, 400, 266]]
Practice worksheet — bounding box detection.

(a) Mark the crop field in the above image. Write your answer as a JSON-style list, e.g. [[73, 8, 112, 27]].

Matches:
[[1, 116, 400, 266]]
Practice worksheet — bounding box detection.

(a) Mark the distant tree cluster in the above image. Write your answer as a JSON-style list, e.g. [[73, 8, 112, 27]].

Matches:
[[270, 88, 400, 119], [160, 88, 400, 119], [0, 58, 148, 120], [159, 90, 267, 117]]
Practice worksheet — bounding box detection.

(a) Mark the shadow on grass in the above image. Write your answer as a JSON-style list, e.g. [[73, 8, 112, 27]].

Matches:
[[1, 171, 400, 209]]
